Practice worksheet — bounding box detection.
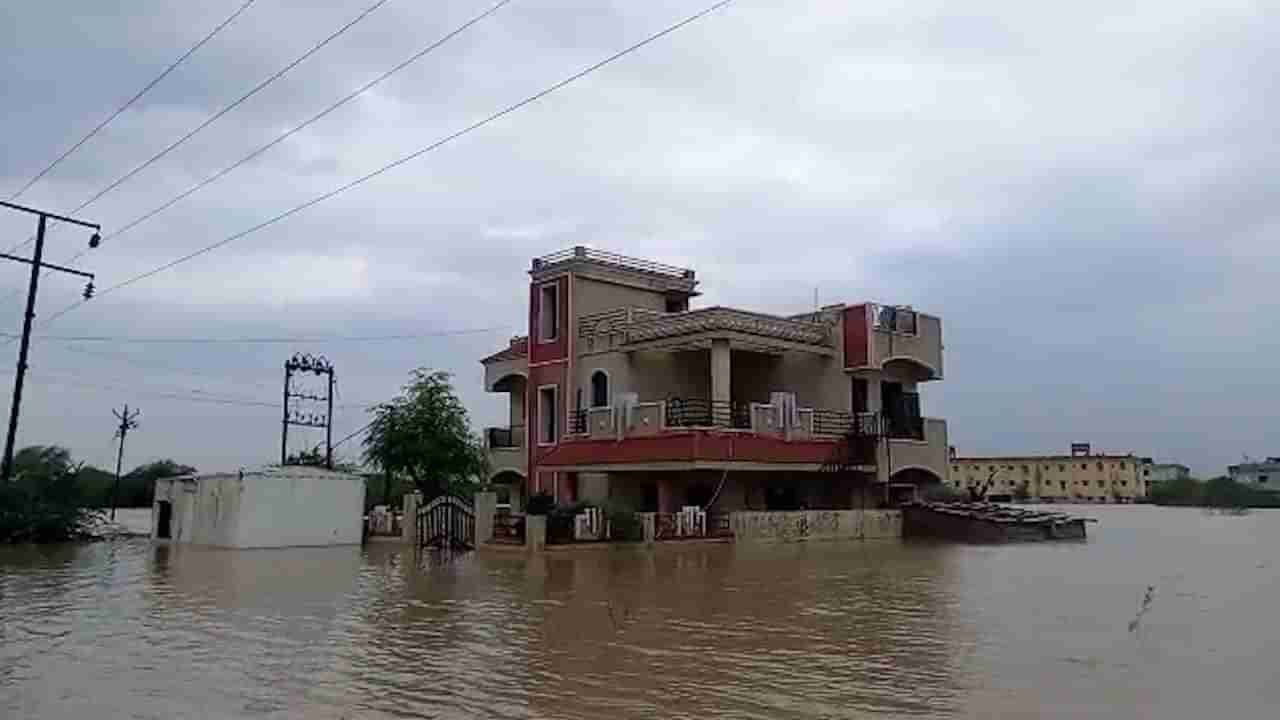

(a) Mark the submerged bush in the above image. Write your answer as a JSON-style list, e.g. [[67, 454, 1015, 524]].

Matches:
[[0, 447, 100, 543]]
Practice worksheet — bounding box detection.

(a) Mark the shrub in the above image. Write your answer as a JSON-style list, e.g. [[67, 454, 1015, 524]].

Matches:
[[1, 464, 99, 543], [602, 500, 643, 541], [525, 491, 555, 516]]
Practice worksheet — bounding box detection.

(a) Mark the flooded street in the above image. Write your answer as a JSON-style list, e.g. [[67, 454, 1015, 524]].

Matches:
[[3, 507, 1278, 719]]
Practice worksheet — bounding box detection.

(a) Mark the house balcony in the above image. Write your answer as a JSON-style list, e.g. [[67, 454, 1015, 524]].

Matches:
[[485, 425, 526, 477], [847, 303, 944, 381], [550, 395, 948, 481]]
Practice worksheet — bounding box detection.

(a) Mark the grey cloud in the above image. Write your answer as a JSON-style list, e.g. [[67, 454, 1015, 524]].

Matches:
[[0, 0, 1276, 475]]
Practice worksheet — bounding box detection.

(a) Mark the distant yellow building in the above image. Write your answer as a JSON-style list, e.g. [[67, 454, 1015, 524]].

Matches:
[[948, 443, 1147, 503]]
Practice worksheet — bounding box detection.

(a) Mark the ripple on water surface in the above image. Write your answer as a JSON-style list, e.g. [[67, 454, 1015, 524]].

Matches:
[[3, 506, 1280, 718]]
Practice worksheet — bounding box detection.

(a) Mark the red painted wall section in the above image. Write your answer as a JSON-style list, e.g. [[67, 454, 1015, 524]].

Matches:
[[529, 276, 569, 364], [843, 303, 869, 369], [527, 275, 569, 499]]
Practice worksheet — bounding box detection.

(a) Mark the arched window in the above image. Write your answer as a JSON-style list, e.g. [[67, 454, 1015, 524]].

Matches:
[[590, 370, 609, 408]]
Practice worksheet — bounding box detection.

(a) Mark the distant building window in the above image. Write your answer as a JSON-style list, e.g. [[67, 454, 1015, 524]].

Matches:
[[988, 465, 995, 471], [1096, 462, 1103, 470], [1144, 469, 1150, 476], [1081, 464, 1087, 470], [538, 283, 559, 342], [1058, 464, 1065, 472], [1059, 481, 1066, 489], [1021, 465, 1029, 472], [665, 297, 688, 313], [1120, 463, 1127, 469], [1005, 465, 1014, 470]]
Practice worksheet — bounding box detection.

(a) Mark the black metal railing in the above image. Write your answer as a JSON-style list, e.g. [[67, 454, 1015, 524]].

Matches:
[[486, 425, 524, 449], [533, 246, 693, 279], [665, 398, 751, 429], [884, 393, 924, 440], [568, 409, 588, 435]]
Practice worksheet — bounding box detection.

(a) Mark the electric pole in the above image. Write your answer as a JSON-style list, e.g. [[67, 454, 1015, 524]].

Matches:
[[110, 404, 140, 521], [0, 200, 101, 482], [281, 353, 335, 468]]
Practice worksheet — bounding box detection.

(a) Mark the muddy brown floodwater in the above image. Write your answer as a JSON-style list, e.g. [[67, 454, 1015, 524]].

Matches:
[[2, 506, 1278, 719]]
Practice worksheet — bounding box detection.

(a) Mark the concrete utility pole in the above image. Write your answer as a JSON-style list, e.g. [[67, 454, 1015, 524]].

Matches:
[[0, 200, 101, 482], [110, 404, 140, 521]]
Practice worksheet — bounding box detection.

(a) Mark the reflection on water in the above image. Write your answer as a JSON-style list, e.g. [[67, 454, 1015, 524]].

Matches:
[[2, 507, 1278, 719]]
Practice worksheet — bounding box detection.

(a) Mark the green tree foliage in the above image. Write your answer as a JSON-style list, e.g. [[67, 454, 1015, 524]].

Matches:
[[1, 445, 95, 542], [525, 490, 555, 515], [362, 369, 487, 500], [1150, 476, 1205, 506], [1150, 475, 1280, 509], [2, 446, 199, 542], [117, 460, 197, 508]]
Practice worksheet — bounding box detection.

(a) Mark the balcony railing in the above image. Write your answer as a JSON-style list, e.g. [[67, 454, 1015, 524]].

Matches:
[[568, 409, 588, 435], [533, 246, 694, 279], [486, 425, 524, 449], [665, 398, 751, 430]]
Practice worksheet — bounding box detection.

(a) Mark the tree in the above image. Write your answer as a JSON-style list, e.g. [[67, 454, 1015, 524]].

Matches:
[[1150, 476, 1205, 506], [118, 460, 197, 508], [1, 445, 95, 543], [362, 369, 487, 500]]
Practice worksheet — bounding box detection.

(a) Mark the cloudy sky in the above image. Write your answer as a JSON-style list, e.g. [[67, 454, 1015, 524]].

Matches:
[[0, 0, 1274, 476]]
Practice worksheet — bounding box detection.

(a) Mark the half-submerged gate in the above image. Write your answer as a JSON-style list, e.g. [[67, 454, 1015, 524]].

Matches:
[[416, 494, 476, 550]]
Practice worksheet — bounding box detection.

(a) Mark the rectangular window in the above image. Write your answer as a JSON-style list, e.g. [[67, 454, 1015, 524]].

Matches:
[[538, 385, 558, 445], [538, 283, 559, 342]]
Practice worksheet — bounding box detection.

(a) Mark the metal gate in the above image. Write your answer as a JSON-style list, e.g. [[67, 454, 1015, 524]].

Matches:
[[416, 494, 476, 550]]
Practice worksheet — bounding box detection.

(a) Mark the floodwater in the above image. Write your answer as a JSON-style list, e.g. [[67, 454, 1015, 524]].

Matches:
[[2, 507, 1278, 719]]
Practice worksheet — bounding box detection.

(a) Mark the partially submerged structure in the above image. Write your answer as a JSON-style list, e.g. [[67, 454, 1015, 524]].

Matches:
[[152, 466, 365, 548], [481, 246, 949, 514]]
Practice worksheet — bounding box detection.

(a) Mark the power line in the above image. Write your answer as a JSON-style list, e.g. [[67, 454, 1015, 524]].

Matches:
[[68, 0, 393, 220], [0, 365, 376, 411], [0, 0, 395, 303], [332, 418, 375, 450], [0, 325, 512, 344], [33, 0, 735, 330], [64, 0, 518, 256], [6, 0, 260, 202]]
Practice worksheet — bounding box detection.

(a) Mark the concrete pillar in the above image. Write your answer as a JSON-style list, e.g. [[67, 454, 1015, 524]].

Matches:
[[526, 514, 547, 553], [865, 378, 883, 415], [474, 491, 496, 546], [401, 491, 421, 544], [711, 338, 731, 405], [510, 480, 525, 513], [639, 512, 656, 545]]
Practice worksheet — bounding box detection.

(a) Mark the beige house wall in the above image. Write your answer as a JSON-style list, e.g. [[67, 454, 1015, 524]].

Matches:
[[483, 355, 527, 391], [573, 274, 669, 316], [883, 418, 949, 481], [949, 456, 1146, 501], [867, 313, 943, 378]]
